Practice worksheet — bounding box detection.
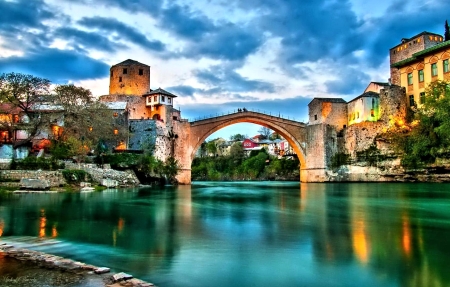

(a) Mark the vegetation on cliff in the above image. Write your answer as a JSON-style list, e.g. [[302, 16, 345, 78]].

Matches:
[[192, 146, 300, 181], [385, 80, 450, 169]]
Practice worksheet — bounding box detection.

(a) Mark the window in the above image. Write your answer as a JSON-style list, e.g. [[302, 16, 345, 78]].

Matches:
[[407, 73, 413, 85], [420, 92, 426, 104], [113, 112, 118, 117], [139, 69, 143, 75], [154, 96, 157, 102], [409, 95, 415, 107], [123, 68, 127, 74], [168, 98, 172, 104], [110, 71, 113, 77], [370, 109, 374, 117], [119, 77, 122, 82], [444, 59, 449, 73], [418, 69, 424, 82], [161, 96, 165, 102], [314, 115, 317, 120], [432, 63, 438, 76]]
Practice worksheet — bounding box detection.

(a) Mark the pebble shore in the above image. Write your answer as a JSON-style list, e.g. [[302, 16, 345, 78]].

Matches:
[[0, 242, 156, 287]]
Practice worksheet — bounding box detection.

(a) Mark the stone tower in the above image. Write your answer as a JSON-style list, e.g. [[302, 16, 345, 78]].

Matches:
[[109, 59, 150, 95]]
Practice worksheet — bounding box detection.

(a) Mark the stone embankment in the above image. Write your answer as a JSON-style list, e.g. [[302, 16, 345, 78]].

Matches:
[[0, 242, 155, 287]]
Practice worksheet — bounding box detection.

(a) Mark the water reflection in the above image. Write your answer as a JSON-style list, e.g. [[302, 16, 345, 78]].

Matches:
[[0, 183, 450, 287]]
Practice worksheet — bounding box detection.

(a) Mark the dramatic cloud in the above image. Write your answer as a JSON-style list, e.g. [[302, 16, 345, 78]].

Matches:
[[0, 49, 109, 83], [78, 17, 166, 52], [54, 27, 124, 53]]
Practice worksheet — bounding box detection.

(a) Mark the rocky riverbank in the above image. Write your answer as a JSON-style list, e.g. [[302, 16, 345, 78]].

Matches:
[[0, 242, 155, 287]]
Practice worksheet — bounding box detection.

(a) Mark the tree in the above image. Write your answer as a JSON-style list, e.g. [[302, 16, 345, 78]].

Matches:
[[230, 133, 246, 141], [206, 140, 217, 156], [257, 126, 272, 140], [385, 80, 450, 168], [229, 142, 245, 164], [0, 72, 51, 147], [51, 84, 125, 155], [445, 20, 450, 42]]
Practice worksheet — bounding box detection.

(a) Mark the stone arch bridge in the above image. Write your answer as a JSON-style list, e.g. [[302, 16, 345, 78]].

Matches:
[[174, 110, 328, 184]]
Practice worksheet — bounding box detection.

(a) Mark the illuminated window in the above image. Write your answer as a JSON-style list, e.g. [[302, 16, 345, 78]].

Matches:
[[407, 72, 413, 85], [113, 112, 118, 117], [409, 95, 415, 107], [123, 68, 127, 74], [420, 92, 426, 104], [119, 77, 122, 82], [114, 129, 119, 135], [139, 69, 143, 75], [370, 109, 374, 117], [418, 38, 421, 43], [429, 36, 433, 40], [432, 63, 438, 76], [444, 59, 449, 73], [418, 69, 424, 82]]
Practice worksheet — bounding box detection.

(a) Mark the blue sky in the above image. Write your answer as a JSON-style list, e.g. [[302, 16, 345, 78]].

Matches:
[[1, 0, 449, 139]]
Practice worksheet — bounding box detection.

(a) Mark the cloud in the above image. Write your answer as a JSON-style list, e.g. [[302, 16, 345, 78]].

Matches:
[[0, 0, 54, 30], [194, 65, 276, 93], [0, 49, 109, 83], [54, 27, 125, 53], [181, 95, 312, 122], [77, 17, 166, 52], [324, 67, 371, 95]]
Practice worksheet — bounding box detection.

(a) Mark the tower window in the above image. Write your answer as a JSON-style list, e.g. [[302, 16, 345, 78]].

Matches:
[[123, 68, 127, 74], [119, 77, 122, 82], [139, 69, 143, 75], [407, 72, 413, 85], [314, 114, 317, 121], [110, 71, 113, 77]]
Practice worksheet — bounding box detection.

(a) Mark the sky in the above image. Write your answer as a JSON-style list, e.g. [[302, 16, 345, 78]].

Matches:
[[1, 0, 450, 140]]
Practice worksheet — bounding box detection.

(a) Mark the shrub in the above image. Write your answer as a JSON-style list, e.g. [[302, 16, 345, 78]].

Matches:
[[11, 157, 64, 170], [330, 152, 350, 169], [62, 169, 90, 183]]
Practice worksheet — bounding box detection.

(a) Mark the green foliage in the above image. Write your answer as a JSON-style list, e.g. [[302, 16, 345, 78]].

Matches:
[[103, 153, 141, 169], [11, 157, 64, 170], [355, 145, 387, 166], [192, 148, 299, 181], [230, 134, 246, 141], [48, 140, 70, 160], [330, 152, 350, 169], [62, 169, 89, 183], [385, 80, 450, 169]]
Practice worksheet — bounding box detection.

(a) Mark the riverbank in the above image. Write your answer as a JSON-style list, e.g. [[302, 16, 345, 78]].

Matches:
[[0, 241, 155, 287]]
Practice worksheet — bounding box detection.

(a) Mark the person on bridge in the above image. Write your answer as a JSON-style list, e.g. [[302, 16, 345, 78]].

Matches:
[[243, 107, 247, 112]]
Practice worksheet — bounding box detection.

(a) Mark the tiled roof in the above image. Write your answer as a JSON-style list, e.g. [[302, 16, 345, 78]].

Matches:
[[348, 91, 379, 103], [112, 59, 149, 67], [390, 31, 443, 49], [143, 88, 177, 98], [308, 98, 347, 105], [391, 40, 450, 68]]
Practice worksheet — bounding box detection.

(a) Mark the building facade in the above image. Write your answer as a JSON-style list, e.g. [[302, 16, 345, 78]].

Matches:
[[390, 31, 450, 107]]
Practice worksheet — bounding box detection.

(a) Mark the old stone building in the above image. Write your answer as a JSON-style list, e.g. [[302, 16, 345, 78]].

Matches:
[[100, 59, 187, 163], [390, 31, 450, 107]]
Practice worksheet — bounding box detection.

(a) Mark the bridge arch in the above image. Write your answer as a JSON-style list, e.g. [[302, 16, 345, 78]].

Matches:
[[181, 111, 307, 183]]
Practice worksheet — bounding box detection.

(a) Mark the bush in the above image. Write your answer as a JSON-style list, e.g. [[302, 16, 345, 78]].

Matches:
[[11, 157, 64, 170], [330, 152, 350, 169], [62, 169, 90, 183]]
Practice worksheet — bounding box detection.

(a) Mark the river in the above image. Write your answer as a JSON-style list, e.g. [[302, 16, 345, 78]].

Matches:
[[1, 182, 450, 287]]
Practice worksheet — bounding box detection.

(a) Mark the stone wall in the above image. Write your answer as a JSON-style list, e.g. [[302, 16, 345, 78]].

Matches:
[[0, 170, 66, 187], [99, 95, 148, 120], [64, 162, 140, 186]]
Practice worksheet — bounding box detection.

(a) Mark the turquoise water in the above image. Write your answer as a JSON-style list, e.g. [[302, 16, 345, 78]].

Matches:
[[1, 182, 450, 287]]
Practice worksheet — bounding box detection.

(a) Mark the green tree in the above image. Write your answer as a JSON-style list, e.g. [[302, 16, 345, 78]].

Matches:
[[230, 134, 246, 141], [229, 142, 245, 164], [445, 20, 450, 42], [206, 140, 217, 156], [0, 72, 51, 147]]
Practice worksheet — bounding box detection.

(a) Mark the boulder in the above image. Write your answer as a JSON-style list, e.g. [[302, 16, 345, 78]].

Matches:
[[19, 178, 50, 190]]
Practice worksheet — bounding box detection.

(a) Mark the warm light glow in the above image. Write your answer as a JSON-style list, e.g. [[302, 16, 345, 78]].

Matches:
[[402, 214, 411, 257], [52, 224, 58, 238], [0, 219, 4, 237], [352, 219, 369, 264], [116, 141, 126, 150], [118, 218, 125, 234], [39, 209, 46, 238], [114, 128, 119, 135], [89, 126, 93, 132]]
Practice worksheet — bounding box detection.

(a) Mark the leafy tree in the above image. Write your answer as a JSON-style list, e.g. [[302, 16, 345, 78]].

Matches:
[[229, 142, 245, 164], [385, 80, 450, 169], [163, 157, 180, 184], [257, 126, 272, 140], [206, 140, 217, 156], [0, 72, 51, 147], [65, 136, 92, 163], [230, 133, 246, 141], [51, 84, 125, 151]]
